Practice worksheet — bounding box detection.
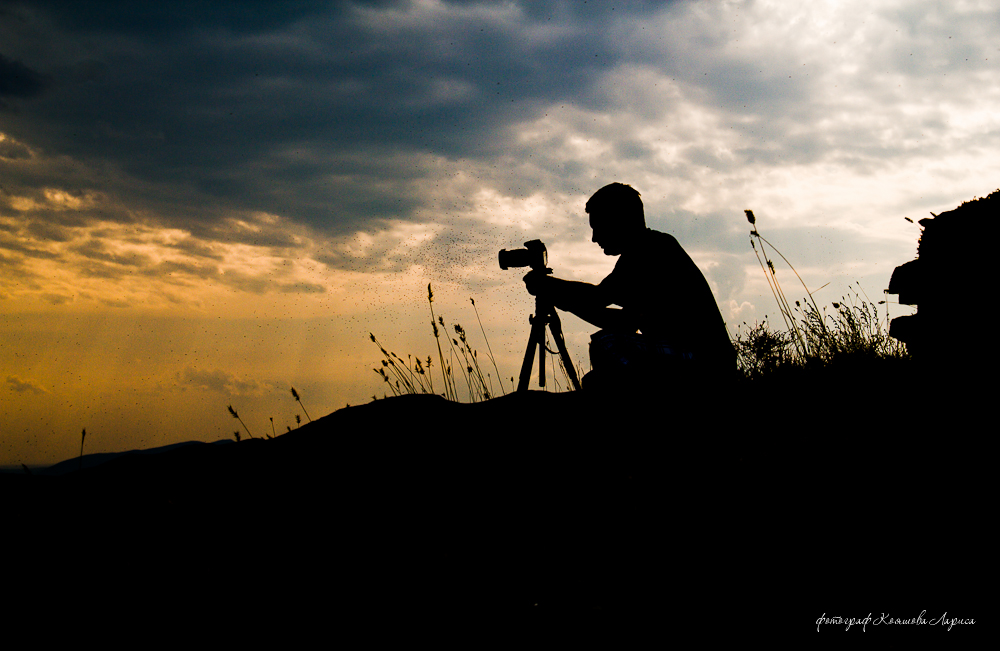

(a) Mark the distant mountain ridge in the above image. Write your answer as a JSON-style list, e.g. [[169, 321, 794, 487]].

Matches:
[[11, 439, 235, 476]]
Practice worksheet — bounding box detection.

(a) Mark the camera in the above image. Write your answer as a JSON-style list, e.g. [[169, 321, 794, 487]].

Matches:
[[499, 239, 548, 271]]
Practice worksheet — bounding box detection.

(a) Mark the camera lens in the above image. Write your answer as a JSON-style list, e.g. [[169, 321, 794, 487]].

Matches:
[[499, 248, 530, 270]]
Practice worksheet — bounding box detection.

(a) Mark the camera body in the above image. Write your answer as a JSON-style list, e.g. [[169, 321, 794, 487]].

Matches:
[[499, 239, 548, 271]]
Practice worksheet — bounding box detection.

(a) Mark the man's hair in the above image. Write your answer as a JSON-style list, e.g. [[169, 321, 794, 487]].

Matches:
[[585, 182, 645, 230]]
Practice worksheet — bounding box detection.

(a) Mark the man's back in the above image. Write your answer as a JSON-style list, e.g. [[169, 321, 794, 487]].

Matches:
[[597, 228, 733, 367]]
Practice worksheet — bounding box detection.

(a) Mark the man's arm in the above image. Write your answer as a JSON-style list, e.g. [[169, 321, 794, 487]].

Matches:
[[523, 271, 637, 332]]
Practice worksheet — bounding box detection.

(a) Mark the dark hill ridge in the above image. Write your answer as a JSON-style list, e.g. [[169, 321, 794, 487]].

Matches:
[[23, 439, 234, 476], [5, 386, 986, 629]]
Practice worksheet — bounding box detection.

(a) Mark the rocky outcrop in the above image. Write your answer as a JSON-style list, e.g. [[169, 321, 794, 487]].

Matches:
[[887, 189, 999, 372]]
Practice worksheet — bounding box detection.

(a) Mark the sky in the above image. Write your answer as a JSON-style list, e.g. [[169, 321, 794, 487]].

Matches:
[[2, 0, 998, 465]]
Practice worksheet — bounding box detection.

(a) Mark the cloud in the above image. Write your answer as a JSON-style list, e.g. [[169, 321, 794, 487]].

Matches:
[[0, 132, 32, 159], [0, 53, 49, 98], [0, 2, 670, 236], [179, 367, 272, 396], [0, 0, 997, 314], [6, 375, 46, 394], [279, 281, 326, 294]]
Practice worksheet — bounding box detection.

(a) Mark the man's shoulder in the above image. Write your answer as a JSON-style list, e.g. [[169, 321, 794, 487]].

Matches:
[[640, 228, 682, 253], [605, 230, 683, 283], [605, 229, 677, 280]]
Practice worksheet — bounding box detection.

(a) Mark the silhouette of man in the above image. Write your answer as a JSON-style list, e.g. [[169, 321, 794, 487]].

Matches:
[[523, 182, 734, 390]]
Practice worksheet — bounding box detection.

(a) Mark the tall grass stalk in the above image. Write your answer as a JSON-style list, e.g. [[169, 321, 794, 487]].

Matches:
[[746, 209, 826, 357], [454, 323, 491, 400], [78, 428, 86, 471], [228, 405, 254, 439], [439, 316, 462, 399], [444, 322, 473, 398], [428, 284, 458, 401], [471, 297, 505, 397], [291, 387, 312, 422]]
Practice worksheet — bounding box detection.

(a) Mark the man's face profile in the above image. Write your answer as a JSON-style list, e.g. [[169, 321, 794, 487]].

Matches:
[[590, 211, 626, 256]]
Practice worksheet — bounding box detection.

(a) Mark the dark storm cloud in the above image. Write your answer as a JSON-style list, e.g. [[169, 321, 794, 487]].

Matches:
[[0, 0, 668, 238], [18, 0, 326, 36], [0, 52, 49, 98], [0, 134, 30, 158]]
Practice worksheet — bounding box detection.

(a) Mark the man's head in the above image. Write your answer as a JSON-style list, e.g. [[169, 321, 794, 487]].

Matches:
[[586, 182, 646, 256]]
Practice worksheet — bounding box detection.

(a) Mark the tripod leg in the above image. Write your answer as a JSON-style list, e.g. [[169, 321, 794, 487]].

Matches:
[[517, 315, 547, 392], [517, 328, 535, 392], [547, 310, 582, 391], [538, 326, 546, 388]]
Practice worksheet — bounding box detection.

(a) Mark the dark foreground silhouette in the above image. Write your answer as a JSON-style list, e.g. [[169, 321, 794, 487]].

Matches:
[[4, 373, 986, 634], [889, 188, 999, 377]]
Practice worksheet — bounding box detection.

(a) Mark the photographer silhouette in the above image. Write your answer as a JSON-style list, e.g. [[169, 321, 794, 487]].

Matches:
[[522, 183, 734, 392]]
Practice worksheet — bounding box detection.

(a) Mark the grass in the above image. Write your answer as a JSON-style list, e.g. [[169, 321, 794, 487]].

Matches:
[[228, 405, 254, 440], [78, 428, 86, 471], [227, 386, 311, 442], [371, 284, 506, 402], [733, 289, 909, 381], [291, 387, 312, 423], [735, 210, 910, 381]]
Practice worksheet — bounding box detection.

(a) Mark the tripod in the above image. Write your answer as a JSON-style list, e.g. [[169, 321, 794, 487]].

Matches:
[[517, 284, 582, 393]]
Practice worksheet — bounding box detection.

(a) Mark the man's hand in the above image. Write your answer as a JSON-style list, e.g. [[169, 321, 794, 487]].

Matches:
[[522, 269, 552, 297], [521, 272, 635, 332]]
